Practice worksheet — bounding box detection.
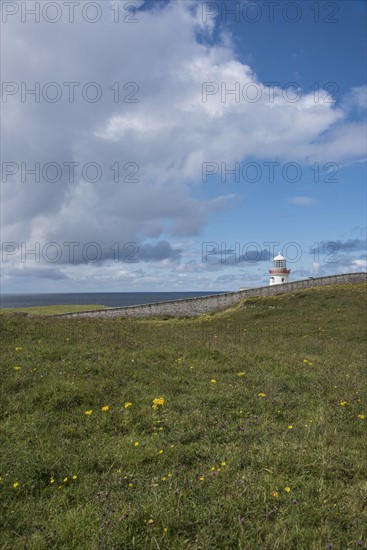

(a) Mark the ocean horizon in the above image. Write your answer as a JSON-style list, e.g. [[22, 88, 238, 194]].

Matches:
[[0, 291, 226, 310]]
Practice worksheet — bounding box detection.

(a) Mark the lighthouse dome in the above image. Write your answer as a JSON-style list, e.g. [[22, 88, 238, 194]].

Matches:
[[273, 253, 285, 261]]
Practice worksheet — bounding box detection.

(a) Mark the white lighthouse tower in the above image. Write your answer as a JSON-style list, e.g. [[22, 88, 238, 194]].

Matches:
[[269, 253, 291, 286]]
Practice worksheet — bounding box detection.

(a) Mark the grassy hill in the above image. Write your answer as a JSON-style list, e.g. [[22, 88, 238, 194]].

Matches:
[[1, 282, 366, 549]]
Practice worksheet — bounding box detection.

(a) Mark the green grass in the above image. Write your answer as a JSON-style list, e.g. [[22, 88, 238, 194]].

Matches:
[[1, 304, 109, 316], [1, 282, 366, 549]]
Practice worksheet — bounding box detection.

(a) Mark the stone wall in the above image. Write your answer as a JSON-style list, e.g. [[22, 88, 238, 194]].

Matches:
[[55, 272, 367, 319]]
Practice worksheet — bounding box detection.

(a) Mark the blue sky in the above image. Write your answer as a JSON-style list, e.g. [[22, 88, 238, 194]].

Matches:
[[1, 0, 366, 292]]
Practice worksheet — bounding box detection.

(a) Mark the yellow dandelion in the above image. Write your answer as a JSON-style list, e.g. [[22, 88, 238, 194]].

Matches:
[[63, 477, 68, 483], [221, 461, 226, 466], [72, 475, 77, 480], [210, 379, 217, 384], [163, 527, 168, 533], [271, 491, 279, 497], [50, 477, 55, 484], [358, 414, 365, 420], [124, 402, 132, 409], [303, 359, 308, 363], [162, 476, 166, 481], [134, 441, 139, 447], [84, 410, 93, 415], [158, 449, 164, 454], [13, 366, 21, 371], [101, 405, 109, 411], [167, 473, 172, 477], [237, 371, 246, 376], [15, 347, 23, 351], [13, 482, 19, 488], [147, 518, 154, 524], [284, 486, 291, 493], [288, 425, 293, 430], [340, 401, 348, 406], [152, 397, 165, 409], [210, 466, 215, 471], [199, 476, 204, 481], [128, 483, 134, 487], [258, 392, 266, 397]]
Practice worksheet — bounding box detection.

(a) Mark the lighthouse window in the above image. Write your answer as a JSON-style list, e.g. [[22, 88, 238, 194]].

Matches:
[[281, 278, 284, 282]]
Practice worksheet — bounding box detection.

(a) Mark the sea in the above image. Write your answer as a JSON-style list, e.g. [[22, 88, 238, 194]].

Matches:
[[0, 292, 224, 310]]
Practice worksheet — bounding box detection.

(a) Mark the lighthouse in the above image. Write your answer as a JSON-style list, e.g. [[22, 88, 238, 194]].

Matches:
[[269, 253, 291, 286]]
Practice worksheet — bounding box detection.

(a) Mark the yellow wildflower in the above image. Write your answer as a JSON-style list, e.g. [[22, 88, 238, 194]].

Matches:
[[84, 410, 93, 415], [199, 476, 204, 481], [237, 371, 246, 376], [128, 483, 134, 487], [13, 366, 21, 371], [271, 491, 279, 497], [284, 487, 291, 493], [50, 477, 55, 484], [134, 441, 139, 447], [162, 476, 166, 481], [15, 347, 22, 351], [258, 392, 266, 397], [158, 449, 164, 454], [72, 475, 77, 480], [358, 414, 365, 420], [13, 482, 19, 488], [288, 425, 293, 430], [152, 397, 165, 409], [101, 405, 109, 411], [63, 477, 68, 483], [340, 401, 348, 406], [163, 527, 168, 533], [210, 379, 217, 384], [147, 518, 154, 524], [124, 402, 132, 409]]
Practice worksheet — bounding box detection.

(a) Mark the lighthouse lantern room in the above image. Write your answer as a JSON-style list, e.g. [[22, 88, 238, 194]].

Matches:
[[269, 253, 291, 286]]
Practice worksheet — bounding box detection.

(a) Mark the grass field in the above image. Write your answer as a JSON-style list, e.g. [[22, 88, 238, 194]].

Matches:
[[1, 304, 109, 316], [1, 282, 366, 549]]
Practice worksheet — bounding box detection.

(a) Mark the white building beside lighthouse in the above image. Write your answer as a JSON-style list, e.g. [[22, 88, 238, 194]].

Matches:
[[269, 253, 291, 286]]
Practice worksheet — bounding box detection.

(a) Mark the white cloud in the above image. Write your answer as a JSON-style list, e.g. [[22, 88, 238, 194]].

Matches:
[[352, 259, 367, 269], [286, 197, 318, 206]]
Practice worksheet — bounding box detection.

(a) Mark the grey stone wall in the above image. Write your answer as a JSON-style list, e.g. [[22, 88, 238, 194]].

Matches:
[[56, 273, 366, 319]]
